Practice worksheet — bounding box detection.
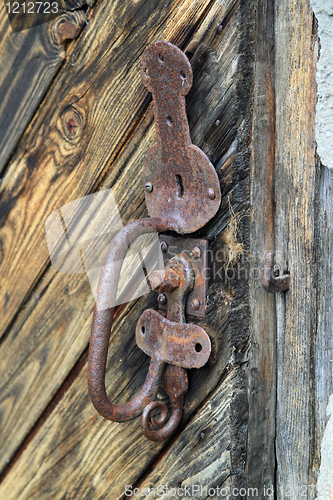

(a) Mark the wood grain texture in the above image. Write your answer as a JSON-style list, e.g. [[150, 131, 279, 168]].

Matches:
[[128, 367, 244, 500], [311, 163, 333, 486], [0, 0, 255, 496], [246, 0, 276, 491], [274, 0, 318, 497], [0, 0, 248, 478], [0, 1, 213, 470], [0, 3, 89, 176], [0, 0, 217, 342]]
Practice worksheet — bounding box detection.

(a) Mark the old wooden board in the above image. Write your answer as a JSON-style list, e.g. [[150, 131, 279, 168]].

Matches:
[[246, 0, 276, 491], [0, 0, 224, 342], [0, 0, 253, 487], [1, 0, 329, 498], [313, 163, 333, 487], [274, 0, 320, 498], [125, 368, 244, 499], [0, 1, 91, 177], [0, 0, 255, 497]]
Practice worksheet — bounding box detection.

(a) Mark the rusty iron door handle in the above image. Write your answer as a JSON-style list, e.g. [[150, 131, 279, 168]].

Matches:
[[88, 41, 221, 441], [88, 217, 176, 422]]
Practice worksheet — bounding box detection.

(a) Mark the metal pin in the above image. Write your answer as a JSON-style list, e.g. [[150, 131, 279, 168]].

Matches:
[[161, 241, 168, 253], [191, 298, 200, 310], [157, 294, 167, 305], [145, 182, 153, 193], [192, 247, 201, 258]]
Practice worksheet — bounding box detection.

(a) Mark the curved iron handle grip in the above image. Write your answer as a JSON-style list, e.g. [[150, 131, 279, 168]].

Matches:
[[88, 217, 177, 422]]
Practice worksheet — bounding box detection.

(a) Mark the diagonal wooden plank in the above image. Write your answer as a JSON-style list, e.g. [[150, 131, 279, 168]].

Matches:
[[0, 0, 244, 476], [125, 367, 245, 500], [0, 0, 216, 341], [0, 1, 91, 176], [0, 277, 234, 500], [0, 0, 256, 496]]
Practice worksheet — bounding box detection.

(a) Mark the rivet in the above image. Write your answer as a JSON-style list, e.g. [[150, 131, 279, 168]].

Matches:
[[161, 241, 168, 253], [208, 188, 216, 200], [192, 298, 200, 310], [145, 182, 153, 193], [192, 247, 201, 258], [158, 294, 167, 305]]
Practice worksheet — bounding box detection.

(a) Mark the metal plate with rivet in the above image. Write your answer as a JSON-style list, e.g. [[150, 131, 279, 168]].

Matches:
[[136, 309, 211, 369]]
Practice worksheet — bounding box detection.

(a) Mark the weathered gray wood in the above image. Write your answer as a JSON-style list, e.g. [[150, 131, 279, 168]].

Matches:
[[311, 163, 333, 486], [274, 0, 318, 498], [246, 0, 276, 491]]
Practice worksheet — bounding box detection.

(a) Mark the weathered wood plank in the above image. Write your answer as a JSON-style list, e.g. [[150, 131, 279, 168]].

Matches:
[[0, 0, 220, 341], [0, 0, 256, 495], [246, 0, 276, 491], [311, 163, 333, 487], [124, 368, 244, 500], [274, 0, 318, 497], [0, 0, 246, 477], [0, 2, 90, 176]]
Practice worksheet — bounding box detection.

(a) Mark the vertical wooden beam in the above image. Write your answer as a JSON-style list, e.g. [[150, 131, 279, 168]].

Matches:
[[247, 0, 276, 492], [274, 0, 318, 497], [312, 163, 333, 487]]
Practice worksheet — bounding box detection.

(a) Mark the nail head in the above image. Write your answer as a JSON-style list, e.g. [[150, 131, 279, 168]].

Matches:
[[158, 294, 167, 305], [192, 247, 201, 258], [161, 241, 168, 253], [208, 188, 216, 200], [145, 182, 153, 193], [192, 298, 200, 310]]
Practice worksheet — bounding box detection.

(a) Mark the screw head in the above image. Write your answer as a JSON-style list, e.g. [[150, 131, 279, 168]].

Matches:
[[208, 188, 216, 200], [192, 246, 201, 259], [191, 298, 200, 310], [145, 182, 153, 193], [161, 241, 168, 253], [157, 294, 167, 305], [273, 265, 280, 278]]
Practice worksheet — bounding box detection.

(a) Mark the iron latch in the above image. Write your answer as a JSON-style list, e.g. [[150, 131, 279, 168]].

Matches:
[[88, 41, 221, 441]]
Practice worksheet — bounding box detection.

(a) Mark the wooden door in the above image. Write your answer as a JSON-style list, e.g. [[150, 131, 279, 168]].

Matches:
[[0, 0, 330, 499]]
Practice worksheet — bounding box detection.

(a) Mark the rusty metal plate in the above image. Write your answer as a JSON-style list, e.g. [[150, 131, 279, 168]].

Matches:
[[263, 252, 290, 292], [136, 309, 211, 369], [158, 235, 208, 319], [140, 41, 221, 234]]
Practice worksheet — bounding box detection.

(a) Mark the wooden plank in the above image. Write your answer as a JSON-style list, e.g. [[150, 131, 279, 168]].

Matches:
[[274, 0, 318, 497], [0, 0, 221, 341], [0, 0, 245, 476], [311, 164, 333, 486], [0, 1, 90, 176], [246, 0, 276, 491], [0, 0, 256, 495], [124, 368, 243, 500]]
